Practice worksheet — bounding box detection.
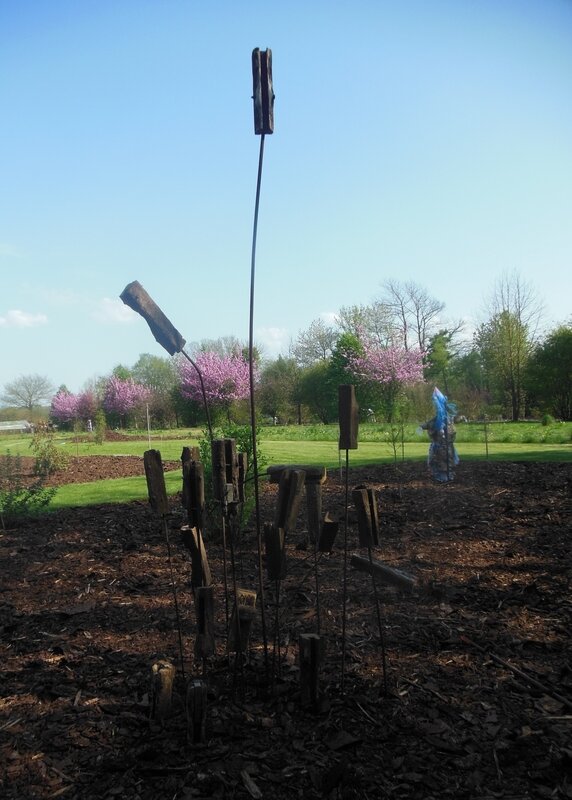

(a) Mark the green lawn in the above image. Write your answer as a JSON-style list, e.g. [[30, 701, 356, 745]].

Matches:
[[2, 424, 570, 511]]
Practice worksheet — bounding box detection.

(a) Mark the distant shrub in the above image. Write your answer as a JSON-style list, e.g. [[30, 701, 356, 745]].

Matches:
[[541, 413, 555, 426], [30, 426, 70, 477], [0, 451, 56, 528]]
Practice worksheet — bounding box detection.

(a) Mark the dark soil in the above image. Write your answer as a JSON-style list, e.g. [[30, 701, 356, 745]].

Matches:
[[1, 457, 571, 799]]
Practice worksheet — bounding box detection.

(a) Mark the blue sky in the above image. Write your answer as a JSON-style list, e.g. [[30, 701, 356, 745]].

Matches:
[[1, 0, 571, 395]]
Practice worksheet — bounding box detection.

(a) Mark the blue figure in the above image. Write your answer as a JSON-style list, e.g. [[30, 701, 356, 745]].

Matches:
[[420, 387, 459, 482]]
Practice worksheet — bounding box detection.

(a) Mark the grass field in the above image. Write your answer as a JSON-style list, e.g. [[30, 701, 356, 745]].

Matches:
[[2, 422, 570, 510]]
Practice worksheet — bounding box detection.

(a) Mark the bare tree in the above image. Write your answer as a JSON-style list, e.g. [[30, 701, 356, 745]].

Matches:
[[1, 374, 55, 413], [476, 272, 544, 420], [336, 301, 398, 347], [380, 280, 445, 352], [290, 318, 338, 366]]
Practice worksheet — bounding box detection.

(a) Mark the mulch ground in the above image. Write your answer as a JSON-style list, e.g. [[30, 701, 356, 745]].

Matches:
[[1, 455, 571, 799]]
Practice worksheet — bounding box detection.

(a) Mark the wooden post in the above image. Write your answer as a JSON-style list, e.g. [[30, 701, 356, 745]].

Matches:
[[305, 469, 327, 544], [299, 633, 325, 710], [318, 513, 339, 553], [181, 525, 212, 590], [151, 661, 175, 723], [144, 449, 169, 516], [211, 440, 227, 504], [274, 468, 306, 534], [264, 523, 286, 581], [352, 486, 380, 547], [338, 385, 359, 450], [182, 460, 205, 531], [350, 554, 416, 591], [194, 586, 215, 660], [120, 280, 186, 356], [181, 445, 200, 466], [228, 588, 257, 653], [237, 452, 248, 503], [186, 679, 208, 743], [224, 439, 239, 502]]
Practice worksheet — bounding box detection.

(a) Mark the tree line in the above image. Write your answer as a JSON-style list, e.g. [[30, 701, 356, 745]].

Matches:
[[1, 275, 570, 428]]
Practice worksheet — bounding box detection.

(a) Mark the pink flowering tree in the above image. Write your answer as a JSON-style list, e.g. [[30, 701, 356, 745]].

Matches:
[[179, 350, 254, 423], [103, 377, 150, 427], [76, 390, 98, 422], [51, 389, 80, 426], [349, 340, 424, 421]]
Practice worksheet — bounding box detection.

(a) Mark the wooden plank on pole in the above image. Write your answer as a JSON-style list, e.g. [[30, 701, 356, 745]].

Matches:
[[186, 679, 208, 743], [182, 460, 205, 530], [238, 452, 248, 502], [350, 554, 416, 591], [194, 586, 215, 660], [181, 525, 211, 590], [338, 385, 359, 450], [299, 633, 325, 710], [274, 468, 306, 534], [352, 487, 379, 548], [367, 487, 380, 546], [151, 660, 175, 722], [228, 588, 257, 653], [224, 439, 239, 502], [264, 522, 286, 580], [318, 513, 338, 553], [211, 440, 226, 503], [120, 281, 186, 356], [144, 449, 169, 516], [305, 481, 323, 545]]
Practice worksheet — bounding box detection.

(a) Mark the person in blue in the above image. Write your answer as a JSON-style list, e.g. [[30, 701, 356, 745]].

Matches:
[[420, 387, 459, 482]]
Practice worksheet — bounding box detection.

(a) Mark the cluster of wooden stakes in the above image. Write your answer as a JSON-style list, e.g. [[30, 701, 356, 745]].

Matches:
[[141, 385, 418, 745]]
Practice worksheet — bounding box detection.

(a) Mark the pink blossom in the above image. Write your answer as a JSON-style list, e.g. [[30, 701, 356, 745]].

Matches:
[[51, 389, 79, 423], [179, 351, 254, 406], [350, 342, 424, 386], [76, 390, 97, 420], [103, 377, 150, 416]]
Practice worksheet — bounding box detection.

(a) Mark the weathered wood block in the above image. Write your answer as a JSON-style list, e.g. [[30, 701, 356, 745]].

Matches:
[[350, 554, 416, 591], [224, 439, 239, 502], [274, 469, 306, 534], [151, 660, 175, 722], [338, 385, 359, 450], [186, 679, 208, 743], [306, 481, 323, 545], [238, 452, 248, 502], [264, 522, 286, 581], [120, 280, 186, 356], [181, 525, 211, 590], [228, 588, 257, 653], [194, 586, 215, 660], [252, 47, 274, 135], [182, 460, 205, 530], [299, 633, 325, 710], [144, 449, 169, 516], [211, 440, 227, 503], [318, 513, 338, 553], [352, 486, 380, 547]]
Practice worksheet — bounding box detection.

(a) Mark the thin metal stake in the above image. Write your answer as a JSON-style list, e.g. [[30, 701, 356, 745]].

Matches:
[[162, 517, 186, 681], [367, 544, 388, 696], [341, 449, 350, 695], [248, 132, 269, 677]]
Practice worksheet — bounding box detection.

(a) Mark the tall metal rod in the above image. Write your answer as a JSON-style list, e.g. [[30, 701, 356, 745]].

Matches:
[[248, 133, 269, 674], [367, 544, 387, 696], [341, 449, 350, 695], [181, 349, 213, 443], [162, 517, 186, 681]]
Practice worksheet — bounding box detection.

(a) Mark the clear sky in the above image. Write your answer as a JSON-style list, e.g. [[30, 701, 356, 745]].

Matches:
[[1, 0, 571, 396]]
